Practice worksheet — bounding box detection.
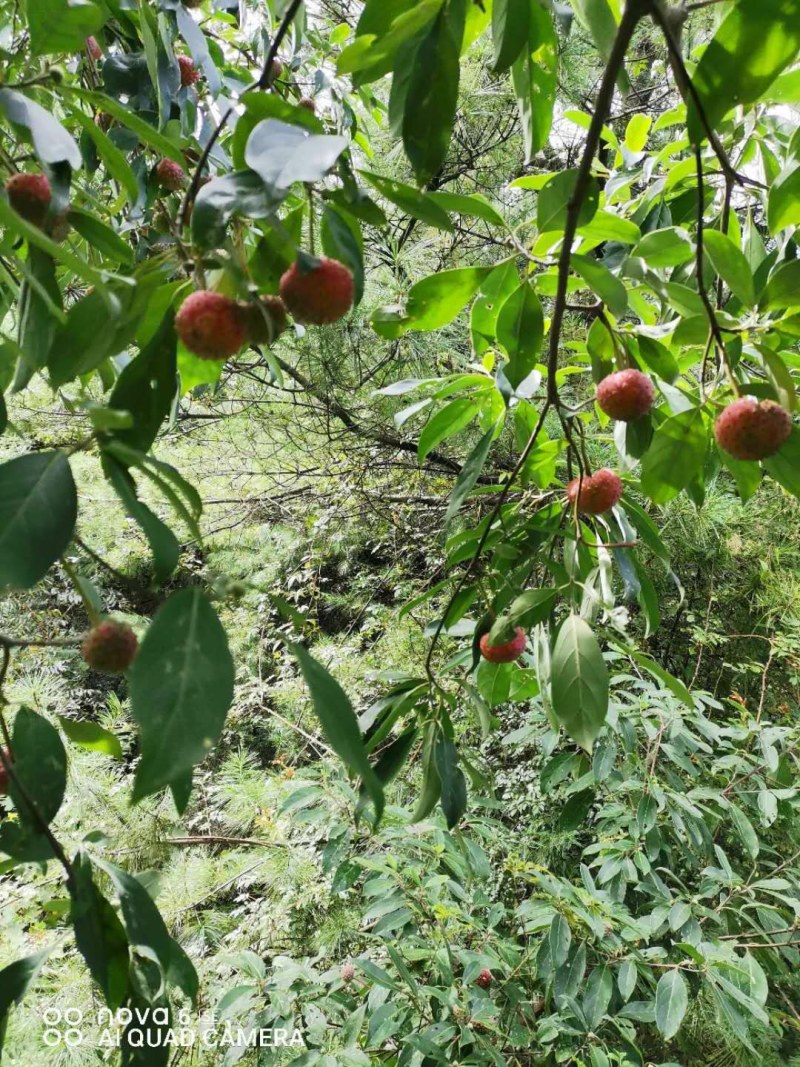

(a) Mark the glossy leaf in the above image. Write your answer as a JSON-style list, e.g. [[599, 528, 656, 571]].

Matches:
[[496, 280, 544, 389], [0, 451, 77, 591], [130, 590, 235, 801], [551, 615, 609, 752]]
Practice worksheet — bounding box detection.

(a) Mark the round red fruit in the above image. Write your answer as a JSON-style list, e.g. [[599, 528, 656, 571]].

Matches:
[[240, 296, 289, 345], [5, 172, 52, 227], [82, 621, 138, 674], [596, 368, 655, 422], [567, 468, 623, 515], [479, 627, 526, 664], [86, 36, 103, 61], [178, 55, 200, 87], [279, 256, 354, 326], [714, 397, 792, 461], [176, 290, 248, 361], [155, 158, 186, 192], [476, 969, 492, 989]]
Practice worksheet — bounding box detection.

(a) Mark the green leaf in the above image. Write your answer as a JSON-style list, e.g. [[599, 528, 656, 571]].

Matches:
[[445, 420, 499, 523], [767, 162, 800, 233], [291, 643, 385, 822], [0, 88, 81, 169], [763, 259, 800, 309], [572, 254, 628, 316], [583, 964, 613, 1029], [360, 171, 453, 230], [70, 852, 129, 1010], [0, 951, 49, 1053], [427, 191, 504, 227], [69, 108, 140, 206], [58, 717, 123, 759], [720, 449, 762, 502], [511, 4, 557, 161], [655, 970, 688, 1040], [191, 170, 282, 250], [418, 398, 479, 461], [506, 588, 557, 629], [763, 427, 800, 497], [471, 258, 519, 356], [321, 203, 364, 306], [538, 170, 599, 234], [571, 0, 630, 94], [434, 736, 467, 829], [634, 227, 694, 268], [379, 265, 493, 336], [613, 642, 695, 708], [130, 590, 234, 801], [492, 0, 529, 72], [402, 0, 466, 185], [624, 114, 651, 153], [729, 804, 760, 860], [640, 408, 707, 504], [93, 857, 198, 1002], [27, 0, 106, 53], [551, 615, 609, 752], [635, 335, 679, 383], [686, 0, 800, 143], [107, 312, 177, 454], [703, 230, 755, 307], [8, 707, 67, 831], [102, 458, 180, 584], [496, 280, 544, 389], [548, 913, 571, 969], [340, 0, 444, 84], [63, 88, 185, 164], [68, 208, 134, 267], [0, 451, 77, 591]]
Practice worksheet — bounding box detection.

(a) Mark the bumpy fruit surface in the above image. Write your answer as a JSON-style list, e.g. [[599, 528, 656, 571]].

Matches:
[[5, 172, 52, 227], [279, 257, 354, 325], [82, 621, 138, 674], [596, 368, 655, 422], [341, 962, 355, 982], [155, 158, 186, 192], [176, 290, 248, 360], [0, 748, 11, 796], [567, 468, 623, 515], [714, 397, 792, 461], [476, 969, 493, 989], [298, 96, 316, 112], [240, 296, 289, 345], [178, 55, 200, 87], [479, 627, 526, 664], [86, 36, 103, 60]]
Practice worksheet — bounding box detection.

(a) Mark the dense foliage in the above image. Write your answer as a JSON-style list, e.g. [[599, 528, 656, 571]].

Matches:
[[1, 0, 800, 1064]]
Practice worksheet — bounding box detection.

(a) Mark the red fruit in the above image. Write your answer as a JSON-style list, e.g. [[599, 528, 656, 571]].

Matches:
[[298, 96, 316, 113], [0, 748, 11, 796], [178, 55, 200, 87], [341, 962, 355, 982], [476, 969, 492, 989], [155, 158, 186, 192], [86, 36, 103, 61], [5, 172, 52, 227], [240, 296, 289, 345], [279, 256, 354, 326], [479, 627, 526, 664], [596, 369, 655, 422], [714, 397, 792, 461], [82, 621, 138, 674], [176, 290, 248, 360], [567, 468, 623, 515]]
